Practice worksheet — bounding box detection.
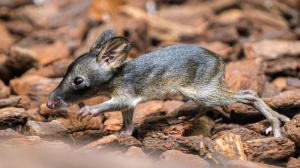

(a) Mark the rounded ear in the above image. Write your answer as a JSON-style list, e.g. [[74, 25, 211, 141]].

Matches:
[[90, 29, 116, 52], [96, 36, 131, 70]]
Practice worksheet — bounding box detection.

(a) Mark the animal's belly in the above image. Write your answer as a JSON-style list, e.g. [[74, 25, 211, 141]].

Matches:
[[141, 86, 180, 100]]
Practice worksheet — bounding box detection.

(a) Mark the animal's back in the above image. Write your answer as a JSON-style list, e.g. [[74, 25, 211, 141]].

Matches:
[[117, 44, 225, 98], [131, 44, 220, 66]]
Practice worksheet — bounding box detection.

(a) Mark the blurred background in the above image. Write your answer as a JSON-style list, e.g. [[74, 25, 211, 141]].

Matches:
[[0, 0, 300, 167]]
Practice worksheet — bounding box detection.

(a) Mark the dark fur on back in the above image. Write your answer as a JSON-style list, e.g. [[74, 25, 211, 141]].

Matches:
[[111, 44, 225, 99]]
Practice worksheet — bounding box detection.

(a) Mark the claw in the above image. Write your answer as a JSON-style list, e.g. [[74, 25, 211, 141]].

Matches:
[[265, 126, 282, 137], [267, 111, 289, 137], [77, 106, 96, 121], [265, 126, 273, 135]]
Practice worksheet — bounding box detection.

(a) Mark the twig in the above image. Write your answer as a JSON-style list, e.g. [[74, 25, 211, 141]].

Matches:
[[0, 96, 21, 108]]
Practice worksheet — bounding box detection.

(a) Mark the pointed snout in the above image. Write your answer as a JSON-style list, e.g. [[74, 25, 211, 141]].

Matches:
[[46, 93, 64, 109], [46, 99, 56, 109]]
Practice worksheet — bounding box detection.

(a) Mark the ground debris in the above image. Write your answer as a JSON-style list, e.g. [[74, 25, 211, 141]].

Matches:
[[284, 114, 300, 147], [0, 0, 299, 167], [244, 137, 295, 162], [0, 107, 27, 127]]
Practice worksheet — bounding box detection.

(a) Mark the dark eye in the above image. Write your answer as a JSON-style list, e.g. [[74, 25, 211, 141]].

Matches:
[[73, 77, 83, 85]]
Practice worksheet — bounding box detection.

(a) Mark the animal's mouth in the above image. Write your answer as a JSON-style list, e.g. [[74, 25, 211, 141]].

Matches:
[[46, 96, 68, 109]]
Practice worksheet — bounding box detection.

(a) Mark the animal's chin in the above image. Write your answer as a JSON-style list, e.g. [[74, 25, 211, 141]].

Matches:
[[55, 102, 69, 109]]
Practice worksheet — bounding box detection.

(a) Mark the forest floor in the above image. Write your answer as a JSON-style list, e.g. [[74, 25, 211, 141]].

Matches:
[[0, 0, 300, 168]]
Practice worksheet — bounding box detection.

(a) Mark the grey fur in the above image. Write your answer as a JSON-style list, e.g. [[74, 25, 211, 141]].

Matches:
[[47, 30, 290, 136]]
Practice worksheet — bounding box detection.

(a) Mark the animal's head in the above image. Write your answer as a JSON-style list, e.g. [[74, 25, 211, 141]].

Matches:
[[47, 29, 130, 109]]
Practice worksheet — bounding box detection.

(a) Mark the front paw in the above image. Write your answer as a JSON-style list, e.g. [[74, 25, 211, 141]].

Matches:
[[78, 106, 98, 120], [118, 126, 134, 136]]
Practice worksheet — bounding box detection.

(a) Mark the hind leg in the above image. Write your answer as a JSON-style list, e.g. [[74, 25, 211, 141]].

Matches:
[[180, 88, 289, 137], [235, 90, 290, 122], [233, 90, 289, 137]]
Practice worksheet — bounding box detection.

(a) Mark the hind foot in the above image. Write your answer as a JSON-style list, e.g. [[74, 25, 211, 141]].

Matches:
[[235, 90, 290, 137]]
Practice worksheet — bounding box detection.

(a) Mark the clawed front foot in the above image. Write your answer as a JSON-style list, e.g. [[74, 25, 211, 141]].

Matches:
[[77, 106, 99, 121]]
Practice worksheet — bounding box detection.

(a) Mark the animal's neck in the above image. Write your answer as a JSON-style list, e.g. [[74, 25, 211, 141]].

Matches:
[[102, 65, 127, 97]]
